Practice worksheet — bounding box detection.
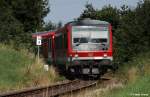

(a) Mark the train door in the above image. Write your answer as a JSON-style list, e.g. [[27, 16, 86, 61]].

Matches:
[[41, 38, 48, 58], [47, 38, 54, 64]]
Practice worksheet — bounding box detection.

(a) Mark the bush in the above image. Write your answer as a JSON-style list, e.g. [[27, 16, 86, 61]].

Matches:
[[0, 44, 61, 92]]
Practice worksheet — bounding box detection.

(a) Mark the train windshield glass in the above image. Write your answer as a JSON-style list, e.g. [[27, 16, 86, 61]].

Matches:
[[72, 26, 109, 51]]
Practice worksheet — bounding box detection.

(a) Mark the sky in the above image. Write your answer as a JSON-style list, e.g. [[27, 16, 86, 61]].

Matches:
[[44, 0, 141, 24]]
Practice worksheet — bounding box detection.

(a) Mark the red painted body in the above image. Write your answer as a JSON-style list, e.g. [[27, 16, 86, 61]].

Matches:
[[32, 31, 55, 61], [66, 24, 113, 58], [32, 19, 114, 76]]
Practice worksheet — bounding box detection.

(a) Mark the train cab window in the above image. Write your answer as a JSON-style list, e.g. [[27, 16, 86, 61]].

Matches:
[[73, 38, 79, 43], [91, 38, 107, 43], [73, 37, 88, 43], [72, 26, 109, 51]]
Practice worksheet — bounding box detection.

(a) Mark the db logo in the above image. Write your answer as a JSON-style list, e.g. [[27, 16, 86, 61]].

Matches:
[[88, 53, 93, 57]]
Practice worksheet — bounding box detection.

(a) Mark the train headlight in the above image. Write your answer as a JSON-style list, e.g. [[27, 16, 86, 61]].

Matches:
[[75, 54, 78, 58], [103, 53, 107, 57]]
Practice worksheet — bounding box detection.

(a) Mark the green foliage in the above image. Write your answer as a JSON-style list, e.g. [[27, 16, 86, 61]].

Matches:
[[115, 1, 150, 63], [79, 3, 97, 19], [0, 0, 49, 48], [0, 44, 61, 92], [57, 21, 63, 29], [104, 52, 150, 97], [43, 21, 63, 31], [44, 21, 57, 31], [0, 44, 33, 90], [0, 1, 23, 43], [6, 0, 49, 31], [107, 75, 150, 97], [79, 1, 150, 63], [79, 4, 120, 31]]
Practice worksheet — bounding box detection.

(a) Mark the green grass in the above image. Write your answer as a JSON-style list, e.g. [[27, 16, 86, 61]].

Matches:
[[0, 44, 62, 92], [107, 75, 150, 97], [103, 52, 150, 97]]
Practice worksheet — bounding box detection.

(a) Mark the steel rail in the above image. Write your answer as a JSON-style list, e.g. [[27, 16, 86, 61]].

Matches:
[[0, 80, 97, 97]]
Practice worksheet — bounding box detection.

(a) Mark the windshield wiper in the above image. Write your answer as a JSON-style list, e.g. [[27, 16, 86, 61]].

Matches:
[[101, 43, 108, 50], [75, 42, 81, 46]]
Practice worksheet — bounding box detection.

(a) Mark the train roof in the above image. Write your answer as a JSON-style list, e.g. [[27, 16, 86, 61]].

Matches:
[[66, 18, 109, 26], [32, 31, 55, 38]]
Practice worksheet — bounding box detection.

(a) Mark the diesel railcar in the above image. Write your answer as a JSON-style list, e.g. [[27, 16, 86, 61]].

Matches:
[[32, 19, 114, 77]]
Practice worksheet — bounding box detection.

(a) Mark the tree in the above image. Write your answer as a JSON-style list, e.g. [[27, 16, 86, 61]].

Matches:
[[79, 4, 120, 32], [114, 1, 150, 63], [44, 21, 57, 31], [0, 0, 50, 48], [0, 0, 24, 44], [57, 21, 62, 29], [6, 0, 49, 32], [79, 3, 97, 19]]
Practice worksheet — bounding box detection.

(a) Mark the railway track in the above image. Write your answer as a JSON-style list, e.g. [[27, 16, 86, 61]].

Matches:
[[0, 80, 98, 97]]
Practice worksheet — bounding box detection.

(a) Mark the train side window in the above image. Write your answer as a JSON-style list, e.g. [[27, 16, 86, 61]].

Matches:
[[55, 34, 63, 49], [48, 38, 51, 51], [40, 38, 49, 58], [42, 39, 48, 44], [64, 33, 68, 49], [60, 35, 63, 49], [48, 38, 52, 58], [55, 37, 59, 49]]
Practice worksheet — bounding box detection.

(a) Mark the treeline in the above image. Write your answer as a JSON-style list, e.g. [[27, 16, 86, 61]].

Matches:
[[0, 0, 49, 48], [78, 1, 150, 63]]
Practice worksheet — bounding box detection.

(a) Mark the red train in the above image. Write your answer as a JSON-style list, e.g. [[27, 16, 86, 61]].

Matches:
[[32, 19, 114, 77]]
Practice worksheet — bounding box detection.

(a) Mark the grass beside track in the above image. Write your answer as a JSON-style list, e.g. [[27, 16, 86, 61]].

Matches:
[[0, 44, 63, 92], [98, 52, 150, 97], [105, 52, 150, 97], [107, 75, 150, 97]]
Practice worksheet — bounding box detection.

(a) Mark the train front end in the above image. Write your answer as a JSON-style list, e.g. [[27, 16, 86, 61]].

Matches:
[[67, 19, 113, 76]]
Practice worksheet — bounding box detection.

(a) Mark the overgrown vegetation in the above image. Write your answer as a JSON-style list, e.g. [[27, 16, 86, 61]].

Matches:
[[0, 0, 49, 48], [79, 0, 150, 63], [0, 0, 62, 48], [103, 52, 150, 97], [0, 44, 62, 92]]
